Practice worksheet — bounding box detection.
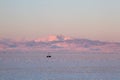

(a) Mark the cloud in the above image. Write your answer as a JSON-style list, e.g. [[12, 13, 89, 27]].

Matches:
[[0, 35, 120, 53], [50, 45, 63, 49], [34, 35, 72, 42]]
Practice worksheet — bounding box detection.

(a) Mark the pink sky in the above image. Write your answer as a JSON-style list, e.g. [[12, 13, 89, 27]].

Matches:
[[0, 0, 120, 42]]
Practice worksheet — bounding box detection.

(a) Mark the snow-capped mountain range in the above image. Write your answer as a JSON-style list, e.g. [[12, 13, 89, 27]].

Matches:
[[0, 35, 120, 53]]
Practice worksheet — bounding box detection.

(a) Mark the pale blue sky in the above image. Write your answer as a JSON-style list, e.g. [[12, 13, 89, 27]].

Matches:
[[0, 0, 120, 41]]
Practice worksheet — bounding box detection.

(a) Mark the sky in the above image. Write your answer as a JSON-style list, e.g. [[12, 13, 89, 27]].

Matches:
[[0, 0, 120, 42]]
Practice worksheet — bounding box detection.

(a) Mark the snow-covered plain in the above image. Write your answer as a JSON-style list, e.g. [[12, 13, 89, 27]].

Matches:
[[0, 51, 120, 80]]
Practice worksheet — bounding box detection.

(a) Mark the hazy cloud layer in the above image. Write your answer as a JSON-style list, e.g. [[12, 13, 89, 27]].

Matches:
[[0, 35, 120, 53]]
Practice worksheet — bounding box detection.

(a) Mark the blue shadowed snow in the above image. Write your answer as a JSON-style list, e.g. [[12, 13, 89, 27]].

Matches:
[[0, 52, 120, 80]]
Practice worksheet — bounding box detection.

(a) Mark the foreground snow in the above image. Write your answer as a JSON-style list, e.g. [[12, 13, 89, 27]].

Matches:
[[0, 52, 120, 80]]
